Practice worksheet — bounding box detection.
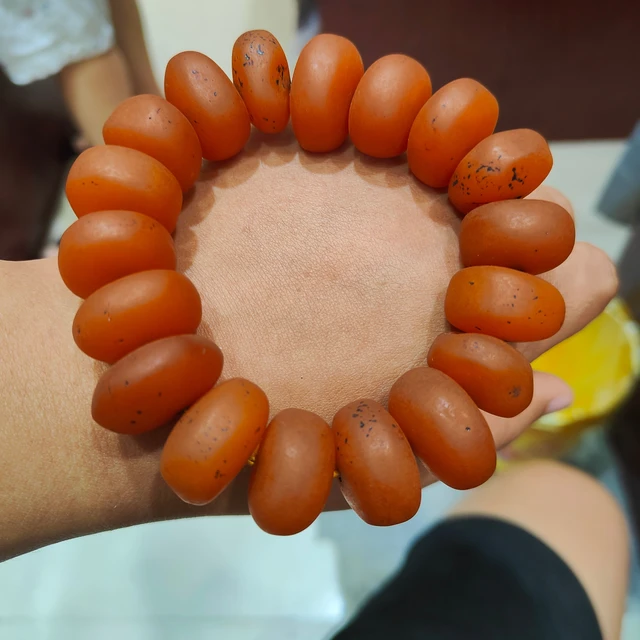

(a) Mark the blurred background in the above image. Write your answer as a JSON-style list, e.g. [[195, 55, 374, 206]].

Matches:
[[0, 0, 639, 638]]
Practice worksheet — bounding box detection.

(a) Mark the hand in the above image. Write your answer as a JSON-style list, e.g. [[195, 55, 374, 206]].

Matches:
[[0, 130, 618, 557], [171, 130, 618, 505]]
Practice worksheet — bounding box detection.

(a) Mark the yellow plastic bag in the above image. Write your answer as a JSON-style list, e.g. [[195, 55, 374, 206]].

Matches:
[[500, 298, 640, 462]]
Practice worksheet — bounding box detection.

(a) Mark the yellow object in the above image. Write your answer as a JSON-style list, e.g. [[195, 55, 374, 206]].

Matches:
[[501, 298, 640, 462]]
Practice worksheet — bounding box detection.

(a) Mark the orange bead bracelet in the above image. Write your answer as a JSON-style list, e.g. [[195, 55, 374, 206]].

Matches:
[[59, 30, 574, 535]]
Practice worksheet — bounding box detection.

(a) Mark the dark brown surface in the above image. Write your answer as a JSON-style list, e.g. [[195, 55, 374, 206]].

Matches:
[[618, 227, 640, 320], [609, 228, 640, 544], [317, 0, 639, 140], [0, 70, 74, 260], [609, 378, 640, 544]]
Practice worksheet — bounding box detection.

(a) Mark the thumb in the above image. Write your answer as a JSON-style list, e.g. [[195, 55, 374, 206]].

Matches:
[[486, 371, 574, 451]]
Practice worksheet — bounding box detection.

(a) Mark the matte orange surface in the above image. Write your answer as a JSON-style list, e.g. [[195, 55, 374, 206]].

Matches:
[[408, 78, 498, 188], [428, 333, 533, 417], [248, 409, 335, 535], [103, 94, 202, 192], [58, 210, 176, 298], [459, 199, 575, 274], [388, 367, 496, 490], [445, 266, 566, 342], [290, 34, 364, 152], [349, 54, 432, 158], [73, 270, 202, 363], [448, 129, 553, 214], [164, 51, 250, 162], [232, 30, 290, 133], [92, 335, 223, 434], [66, 146, 183, 232], [161, 378, 270, 505], [333, 399, 421, 525]]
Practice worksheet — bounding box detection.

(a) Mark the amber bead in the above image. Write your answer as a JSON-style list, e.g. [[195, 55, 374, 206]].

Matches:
[[448, 129, 553, 214], [290, 34, 364, 153], [231, 30, 290, 134], [248, 409, 335, 535], [428, 333, 533, 417], [164, 51, 250, 162], [408, 78, 499, 188], [459, 199, 575, 274], [349, 54, 432, 158], [92, 335, 223, 434], [388, 368, 496, 490], [73, 270, 202, 364], [58, 210, 176, 299], [161, 378, 269, 505], [103, 94, 202, 192], [445, 266, 565, 342], [65, 146, 182, 233], [333, 399, 421, 526]]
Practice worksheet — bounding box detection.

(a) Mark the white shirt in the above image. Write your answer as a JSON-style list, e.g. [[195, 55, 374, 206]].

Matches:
[[0, 0, 114, 85]]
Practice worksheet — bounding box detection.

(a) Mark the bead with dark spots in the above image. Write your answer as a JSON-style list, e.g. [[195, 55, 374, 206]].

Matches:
[[389, 368, 496, 489], [448, 129, 553, 214], [231, 29, 290, 133], [333, 399, 421, 525], [161, 379, 269, 506], [428, 333, 533, 417], [459, 200, 575, 274], [446, 266, 565, 342]]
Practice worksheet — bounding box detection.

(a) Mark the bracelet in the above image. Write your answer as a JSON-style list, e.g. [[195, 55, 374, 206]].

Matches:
[[59, 31, 575, 536]]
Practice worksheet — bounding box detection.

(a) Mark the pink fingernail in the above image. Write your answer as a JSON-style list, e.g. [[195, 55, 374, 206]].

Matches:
[[544, 394, 574, 415]]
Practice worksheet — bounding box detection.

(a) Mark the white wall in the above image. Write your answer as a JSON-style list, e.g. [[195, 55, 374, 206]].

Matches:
[[137, 0, 298, 83]]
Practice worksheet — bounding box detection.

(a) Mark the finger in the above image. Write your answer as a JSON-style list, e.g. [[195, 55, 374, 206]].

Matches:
[[527, 184, 575, 217], [486, 371, 573, 449], [516, 241, 619, 362], [518, 182, 618, 362]]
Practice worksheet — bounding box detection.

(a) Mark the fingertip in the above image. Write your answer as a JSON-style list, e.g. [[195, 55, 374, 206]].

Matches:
[[536, 372, 574, 415], [487, 372, 573, 450]]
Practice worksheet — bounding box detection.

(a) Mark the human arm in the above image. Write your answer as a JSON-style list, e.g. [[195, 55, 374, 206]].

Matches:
[[0, 133, 618, 561]]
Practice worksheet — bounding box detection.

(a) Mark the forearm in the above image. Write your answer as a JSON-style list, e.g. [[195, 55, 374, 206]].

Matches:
[[59, 48, 134, 147], [0, 258, 233, 560], [108, 0, 161, 95]]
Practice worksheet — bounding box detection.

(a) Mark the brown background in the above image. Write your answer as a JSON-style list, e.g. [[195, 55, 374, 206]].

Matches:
[[318, 0, 640, 140]]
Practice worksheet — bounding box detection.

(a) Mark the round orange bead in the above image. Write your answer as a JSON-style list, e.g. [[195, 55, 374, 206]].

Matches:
[[248, 409, 335, 535], [290, 34, 364, 153], [428, 333, 533, 418], [459, 199, 575, 274], [388, 367, 496, 490], [58, 210, 176, 299], [231, 30, 290, 134], [408, 78, 499, 188], [164, 51, 250, 162], [103, 94, 202, 192], [161, 378, 269, 505], [349, 54, 432, 158], [92, 335, 223, 434], [73, 270, 202, 364], [65, 146, 183, 233], [448, 129, 553, 214], [445, 266, 566, 342], [333, 399, 421, 525]]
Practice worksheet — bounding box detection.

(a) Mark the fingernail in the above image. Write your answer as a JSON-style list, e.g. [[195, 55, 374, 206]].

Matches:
[[544, 394, 574, 415]]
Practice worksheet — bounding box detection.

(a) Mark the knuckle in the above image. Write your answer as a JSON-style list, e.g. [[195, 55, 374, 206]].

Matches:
[[586, 243, 619, 301]]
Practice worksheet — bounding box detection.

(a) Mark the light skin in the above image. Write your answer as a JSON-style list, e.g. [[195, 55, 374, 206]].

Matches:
[[58, 0, 160, 147], [451, 460, 629, 640], [0, 132, 624, 632]]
